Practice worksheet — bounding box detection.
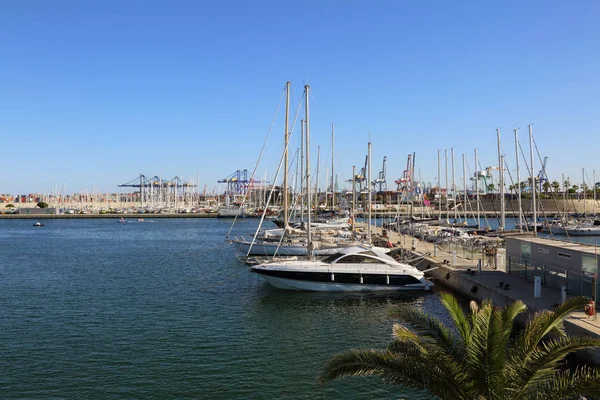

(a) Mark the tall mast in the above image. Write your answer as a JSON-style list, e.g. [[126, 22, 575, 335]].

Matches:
[[594, 170, 597, 216], [462, 153, 467, 221], [514, 129, 523, 230], [583, 167, 586, 215], [497, 128, 505, 230], [315, 145, 320, 220], [475, 149, 480, 228], [529, 125, 536, 236], [304, 84, 312, 244], [300, 119, 305, 221], [283, 81, 290, 229], [352, 165, 356, 234], [331, 123, 335, 211], [451, 148, 456, 221], [445, 149, 449, 219], [437, 150, 441, 220], [367, 141, 372, 244]]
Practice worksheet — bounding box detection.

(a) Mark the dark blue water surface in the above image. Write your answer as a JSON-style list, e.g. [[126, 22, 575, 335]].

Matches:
[[0, 218, 446, 399]]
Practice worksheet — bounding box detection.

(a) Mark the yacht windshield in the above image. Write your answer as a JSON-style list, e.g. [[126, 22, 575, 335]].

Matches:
[[322, 253, 345, 263]]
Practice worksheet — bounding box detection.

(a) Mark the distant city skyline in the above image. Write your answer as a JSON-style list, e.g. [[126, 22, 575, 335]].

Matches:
[[1, 1, 599, 194]]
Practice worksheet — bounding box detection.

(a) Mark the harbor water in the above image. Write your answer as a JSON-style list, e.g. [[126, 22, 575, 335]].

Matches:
[[0, 218, 446, 399]]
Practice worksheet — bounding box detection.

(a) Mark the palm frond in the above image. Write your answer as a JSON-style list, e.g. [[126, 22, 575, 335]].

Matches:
[[388, 303, 465, 360], [527, 365, 600, 400], [439, 291, 472, 345], [518, 297, 590, 352], [510, 336, 600, 398], [319, 348, 473, 399], [391, 323, 427, 354], [463, 299, 495, 395], [485, 300, 527, 395]]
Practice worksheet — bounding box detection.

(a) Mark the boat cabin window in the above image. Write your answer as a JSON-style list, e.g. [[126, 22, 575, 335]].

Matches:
[[322, 253, 345, 263], [336, 254, 381, 264]]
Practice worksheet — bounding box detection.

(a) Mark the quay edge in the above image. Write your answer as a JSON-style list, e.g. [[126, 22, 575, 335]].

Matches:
[[385, 231, 600, 366]]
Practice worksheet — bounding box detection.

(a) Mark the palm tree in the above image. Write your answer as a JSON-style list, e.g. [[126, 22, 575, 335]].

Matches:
[[551, 181, 561, 195], [485, 183, 495, 201], [320, 293, 600, 399], [563, 179, 571, 199], [542, 181, 551, 198], [570, 185, 579, 197]]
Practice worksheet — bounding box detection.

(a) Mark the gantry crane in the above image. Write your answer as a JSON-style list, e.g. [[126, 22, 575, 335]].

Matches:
[[373, 156, 387, 192]]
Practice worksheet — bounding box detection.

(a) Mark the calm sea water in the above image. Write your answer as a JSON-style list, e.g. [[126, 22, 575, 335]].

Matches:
[[0, 218, 445, 400]]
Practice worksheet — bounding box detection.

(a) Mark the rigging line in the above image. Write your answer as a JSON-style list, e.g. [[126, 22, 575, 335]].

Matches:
[[519, 138, 562, 237], [245, 89, 306, 257], [226, 84, 286, 239], [475, 159, 492, 228], [246, 88, 302, 256], [517, 142, 532, 180], [502, 157, 531, 232]]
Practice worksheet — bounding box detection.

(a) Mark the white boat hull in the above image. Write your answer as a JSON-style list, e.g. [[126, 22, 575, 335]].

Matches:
[[258, 274, 431, 292], [565, 228, 600, 236]]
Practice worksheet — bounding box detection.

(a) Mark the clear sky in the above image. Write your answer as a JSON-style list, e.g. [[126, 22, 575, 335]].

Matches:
[[1, 1, 599, 195]]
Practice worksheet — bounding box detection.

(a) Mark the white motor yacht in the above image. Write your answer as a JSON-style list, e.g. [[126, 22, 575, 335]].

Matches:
[[251, 245, 433, 292]]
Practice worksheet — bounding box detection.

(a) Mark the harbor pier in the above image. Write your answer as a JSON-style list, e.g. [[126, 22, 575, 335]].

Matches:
[[380, 228, 600, 365]]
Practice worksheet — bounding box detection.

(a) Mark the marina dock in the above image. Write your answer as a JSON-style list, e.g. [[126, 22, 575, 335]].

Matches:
[[380, 228, 600, 364]]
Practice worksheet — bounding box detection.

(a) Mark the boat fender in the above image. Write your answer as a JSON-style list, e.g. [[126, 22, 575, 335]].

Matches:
[[359, 275, 363, 284], [386, 275, 390, 285], [330, 273, 335, 282]]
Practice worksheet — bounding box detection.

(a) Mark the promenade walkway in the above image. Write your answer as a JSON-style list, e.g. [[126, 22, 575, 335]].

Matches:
[[384, 229, 600, 338]]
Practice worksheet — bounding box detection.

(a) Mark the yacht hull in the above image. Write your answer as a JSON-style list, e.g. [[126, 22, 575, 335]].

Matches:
[[251, 267, 432, 292], [565, 228, 600, 236], [256, 274, 431, 292]]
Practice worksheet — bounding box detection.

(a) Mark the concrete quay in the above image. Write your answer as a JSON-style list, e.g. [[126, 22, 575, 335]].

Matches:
[[382, 229, 600, 365], [0, 213, 219, 219]]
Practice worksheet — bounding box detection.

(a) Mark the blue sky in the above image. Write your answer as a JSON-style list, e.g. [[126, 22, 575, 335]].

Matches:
[[1, 1, 599, 195]]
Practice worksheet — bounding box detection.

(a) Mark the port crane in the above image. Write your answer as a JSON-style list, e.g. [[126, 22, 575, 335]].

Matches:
[[119, 174, 196, 206], [347, 155, 369, 192], [373, 156, 387, 192], [395, 153, 418, 200], [537, 156, 548, 191]]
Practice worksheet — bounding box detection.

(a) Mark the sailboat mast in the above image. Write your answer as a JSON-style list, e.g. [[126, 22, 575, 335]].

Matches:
[[497, 128, 505, 230], [475, 149, 480, 228], [437, 150, 441, 220], [352, 165, 356, 233], [462, 153, 467, 221], [283, 81, 290, 228], [529, 124, 537, 236], [367, 141, 372, 244], [594, 169, 597, 216], [514, 128, 522, 230], [451, 148, 456, 221], [445, 149, 449, 219], [331, 123, 335, 211], [583, 167, 586, 215], [300, 119, 305, 221], [305, 84, 312, 244], [315, 145, 320, 220]]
